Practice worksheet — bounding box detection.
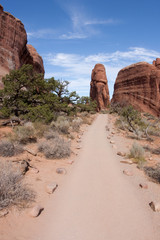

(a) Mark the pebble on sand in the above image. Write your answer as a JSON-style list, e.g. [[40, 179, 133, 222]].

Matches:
[[120, 160, 133, 165], [139, 183, 148, 189], [149, 202, 160, 212], [29, 205, 44, 217], [117, 151, 126, 157], [123, 169, 133, 176], [46, 182, 58, 194], [56, 168, 67, 175]]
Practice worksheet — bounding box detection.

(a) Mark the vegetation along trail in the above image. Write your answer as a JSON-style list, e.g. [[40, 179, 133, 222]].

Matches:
[[26, 115, 160, 239]]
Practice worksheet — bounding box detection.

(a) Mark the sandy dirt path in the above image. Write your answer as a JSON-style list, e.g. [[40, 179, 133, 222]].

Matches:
[[2, 114, 160, 240], [29, 114, 159, 240]]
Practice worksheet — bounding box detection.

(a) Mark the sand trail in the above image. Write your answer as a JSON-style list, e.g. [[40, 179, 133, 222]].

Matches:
[[33, 114, 158, 240]]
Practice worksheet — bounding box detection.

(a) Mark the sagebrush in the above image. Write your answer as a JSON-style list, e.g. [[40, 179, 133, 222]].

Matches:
[[129, 142, 146, 164], [71, 117, 83, 132], [51, 116, 70, 134], [0, 140, 23, 157], [0, 161, 35, 210], [11, 125, 37, 144], [144, 165, 160, 183], [38, 134, 71, 159]]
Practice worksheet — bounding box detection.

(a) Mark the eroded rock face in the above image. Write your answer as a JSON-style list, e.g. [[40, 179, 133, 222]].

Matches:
[[90, 64, 110, 111], [0, 4, 44, 87], [26, 44, 44, 74], [112, 60, 160, 116]]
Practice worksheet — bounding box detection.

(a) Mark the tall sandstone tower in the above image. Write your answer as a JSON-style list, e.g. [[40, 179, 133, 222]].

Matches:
[[90, 64, 110, 111]]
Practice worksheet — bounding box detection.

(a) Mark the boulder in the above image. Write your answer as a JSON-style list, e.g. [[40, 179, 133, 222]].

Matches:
[[0, 5, 44, 87], [90, 64, 110, 111], [112, 61, 160, 116]]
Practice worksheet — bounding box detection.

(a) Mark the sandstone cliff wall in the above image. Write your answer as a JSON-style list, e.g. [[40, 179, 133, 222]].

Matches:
[[0, 4, 44, 88], [112, 59, 160, 116]]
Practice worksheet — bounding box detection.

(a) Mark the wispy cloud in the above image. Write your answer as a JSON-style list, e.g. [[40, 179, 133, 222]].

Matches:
[[44, 47, 160, 96], [84, 19, 120, 26], [59, 32, 87, 39], [27, 29, 57, 39], [27, 4, 120, 40]]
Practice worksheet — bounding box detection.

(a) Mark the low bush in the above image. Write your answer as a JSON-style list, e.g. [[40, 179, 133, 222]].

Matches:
[[71, 117, 83, 132], [144, 165, 160, 183], [44, 130, 59, 140], [0, 161, 35, 210], [109, 102, 127, 115], [38, 134, 71, 159], [151, 147, 160, 155], [33, 122, 48, 138], [0, 141, 15, 157], [79, 112, 89, 117], [81, 114, 94, 125], [115, 118, 128, 131], [143, 145, 160, 155], [11, 125, 37, 144], [110, 104, 150, 138], [129, 142, 146, 165], [0, 140, 24, 157], [51, 116, 70, 135]]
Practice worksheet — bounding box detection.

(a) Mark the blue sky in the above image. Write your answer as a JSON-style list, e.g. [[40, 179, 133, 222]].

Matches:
[[1, 0, 160, 97]]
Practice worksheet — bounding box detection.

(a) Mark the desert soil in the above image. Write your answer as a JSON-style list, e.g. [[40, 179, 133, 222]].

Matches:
[[1, 114, 160, 240]]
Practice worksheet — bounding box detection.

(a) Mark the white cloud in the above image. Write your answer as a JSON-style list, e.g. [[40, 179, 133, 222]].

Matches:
[[44, 47, 160, 97]]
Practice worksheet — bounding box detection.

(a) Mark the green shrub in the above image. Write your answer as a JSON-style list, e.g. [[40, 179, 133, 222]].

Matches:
[[24, 105, 54, 123], [129, 142, 146, 164], [38, 134, 71, 159], [0, 161, 35, 210]]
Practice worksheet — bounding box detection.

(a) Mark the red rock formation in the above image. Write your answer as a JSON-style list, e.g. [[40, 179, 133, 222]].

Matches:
[[90, 64, 110, 111], [112, 60, 160, 116], [21, 44, 45, 74], [0, 4, 44, 87]]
